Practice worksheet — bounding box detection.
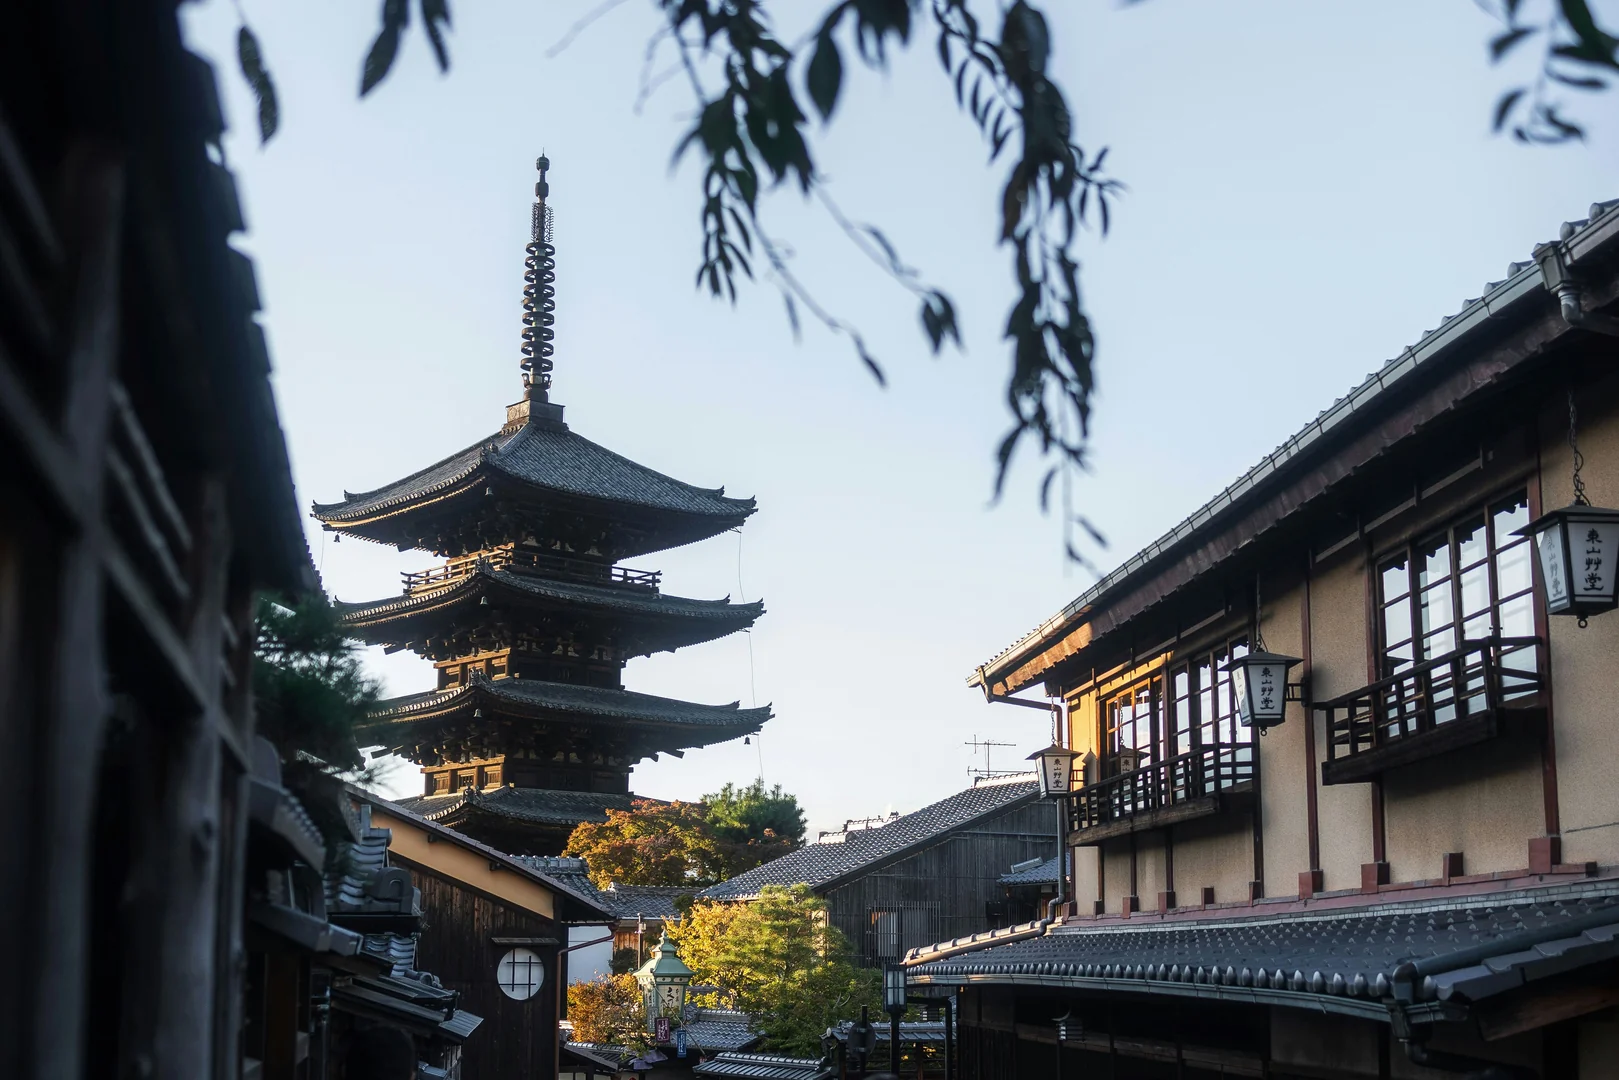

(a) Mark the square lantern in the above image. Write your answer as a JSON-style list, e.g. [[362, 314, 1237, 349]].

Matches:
[[1516, 504, 1619, 622], [1026, 744, 1080, 798], [884, 963, 908, 1016], [635, 931, 693, 1036], [1222, 651, 1302, 731]]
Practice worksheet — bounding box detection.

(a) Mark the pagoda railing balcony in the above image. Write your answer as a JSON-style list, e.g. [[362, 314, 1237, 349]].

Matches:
[[402, 546, 661, 596], [1317, 635, 1544, 786], [1066, 745, 1254, 844]]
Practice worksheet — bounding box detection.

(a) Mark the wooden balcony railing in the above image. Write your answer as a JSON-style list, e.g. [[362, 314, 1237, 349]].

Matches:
[[1316, 636, 1544, 785], [1067, 744, 1254, 842], [401, 545, 661, 596]]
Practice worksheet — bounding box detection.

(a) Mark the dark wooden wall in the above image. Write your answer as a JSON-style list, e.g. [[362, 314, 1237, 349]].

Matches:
[[400, 856, 563, 1080], [825, 801, 1057, 963]]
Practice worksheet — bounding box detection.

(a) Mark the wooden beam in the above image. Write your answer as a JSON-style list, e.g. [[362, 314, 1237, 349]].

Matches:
[[1476, 971, 1619, 1042]]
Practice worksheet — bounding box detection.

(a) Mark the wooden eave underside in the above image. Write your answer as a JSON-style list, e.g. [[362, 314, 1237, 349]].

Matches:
[[341, 576, 760, 657], [989, 293, 1609, 698]]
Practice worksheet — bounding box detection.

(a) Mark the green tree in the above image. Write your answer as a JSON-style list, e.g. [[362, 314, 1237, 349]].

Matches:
[[705, 779, 806, 871], [670, 885, 881, 1056], [254, 592, 380, 774]]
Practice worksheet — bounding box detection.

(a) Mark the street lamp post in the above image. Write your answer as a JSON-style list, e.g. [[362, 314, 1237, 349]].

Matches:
[[848, 1005, 877, 1074], [634, 931, 693, 1041], [1026, 744, 1079, 921], [884, 963, 907, 1072]]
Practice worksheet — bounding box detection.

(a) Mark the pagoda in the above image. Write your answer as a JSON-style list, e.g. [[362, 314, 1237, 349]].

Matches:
[[314, 156, 770, 855]]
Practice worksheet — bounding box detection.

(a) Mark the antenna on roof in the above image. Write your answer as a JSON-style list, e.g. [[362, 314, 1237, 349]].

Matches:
[[964, 735, 1018, 782], [521, 153, 557, 401]]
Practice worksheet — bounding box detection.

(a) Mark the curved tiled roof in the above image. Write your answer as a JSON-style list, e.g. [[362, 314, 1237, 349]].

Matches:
[[908, 884, 1619, 1014], [338, 568, 763, 651], [514, 857, 695, 919], [999, 852, 1065, 887], [364, 676, 773, 732], [692, 1052, 825, 1080], [312, 417, 755, 524], [395, 787, 640, 828], [700, 775, 1042, 901]]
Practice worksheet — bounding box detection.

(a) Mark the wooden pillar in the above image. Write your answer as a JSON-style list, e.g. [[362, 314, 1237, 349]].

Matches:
[[31, 143, 125, 1080]]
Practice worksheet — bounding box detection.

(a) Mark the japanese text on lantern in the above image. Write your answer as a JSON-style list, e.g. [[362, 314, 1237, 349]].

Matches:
[[1585, 528, 1604, 593]]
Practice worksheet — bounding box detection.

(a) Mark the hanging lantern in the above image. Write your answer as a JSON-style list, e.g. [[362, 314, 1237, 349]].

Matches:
[[1517, 504, 1619, 624], [1516, 389, 1619, 626], [1025, 744, 1080, 798], [635, 931, 693, 1036], [1222, 651, 1302, 731]]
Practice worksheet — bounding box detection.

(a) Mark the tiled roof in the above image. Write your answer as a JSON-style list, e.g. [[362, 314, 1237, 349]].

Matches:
[[1000, 853, 1065, 887], [395, 787, 639, 829], [515, 856, 696, 920], [600, 883, 693, 920], [347, 785, 611, 918], [974, 197, 1619, 693], [701, 775, 1042, 901], [341, 567, 763, 629], [908, 884, 1619, 1015], [693, 1052, 828, 1079], [312, 417, 755, 526], [681, 1008, 760, 1052], [364, 676, 772, 734]]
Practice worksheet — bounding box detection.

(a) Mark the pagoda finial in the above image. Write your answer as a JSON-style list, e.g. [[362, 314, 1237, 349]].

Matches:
[[521, 153, 556, 401]]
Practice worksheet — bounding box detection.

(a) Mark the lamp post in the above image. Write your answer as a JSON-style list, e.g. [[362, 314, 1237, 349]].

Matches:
[[1027, 744, 1078, 922], [1223, 650, 1303, 732], [884, 963, 907, 1072], [848, 1005, 877, 1075], [634, 931, 693, 1041]]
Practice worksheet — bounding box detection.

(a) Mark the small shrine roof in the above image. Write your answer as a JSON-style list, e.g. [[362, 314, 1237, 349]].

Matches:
[[339, 567, 763, 637], [364, 677, 772, 735], [311, 418, 754, 536]]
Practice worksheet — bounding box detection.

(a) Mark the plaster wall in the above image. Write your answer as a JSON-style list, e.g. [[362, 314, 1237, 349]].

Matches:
[[1307, 549, 1375, 891], [1383, 738, 1543, 880], [1257, 573, 1311, 897], [1169, 810, 1254, 906], [1541, 377, 1619, 868]]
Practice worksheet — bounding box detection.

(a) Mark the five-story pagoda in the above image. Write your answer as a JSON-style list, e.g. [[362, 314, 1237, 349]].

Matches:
[[314, 157, 770, 855]]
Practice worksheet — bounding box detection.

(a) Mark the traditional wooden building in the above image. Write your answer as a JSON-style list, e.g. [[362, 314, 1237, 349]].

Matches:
[[348, 786, 612, 1079], [315, 157, 769, 855], [702, 776, 1057, 965], [908, 199, 1619, 1077], [0, 1, 319, 1076]]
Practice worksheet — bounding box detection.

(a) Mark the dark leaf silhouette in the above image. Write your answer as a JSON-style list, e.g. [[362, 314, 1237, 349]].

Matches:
[[236, 25, 279, 144]]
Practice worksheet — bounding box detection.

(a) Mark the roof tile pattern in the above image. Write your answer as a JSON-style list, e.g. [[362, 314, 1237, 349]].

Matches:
[[515, 857, 695, 919], [396, 787, 640, 828], [367, 677, 772, 731], [701, 776, 1041, 901], [313, 419, 754, 523], [692, 1052, 826, 1079], [340, 567, 763, 628], [909, 886, 1619, 1005]]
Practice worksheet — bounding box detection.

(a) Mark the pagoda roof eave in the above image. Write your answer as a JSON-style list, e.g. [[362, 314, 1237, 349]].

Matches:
[[310, 420, 755, 553], [337, 569, 765, 646], [357, 678, 772, 746]]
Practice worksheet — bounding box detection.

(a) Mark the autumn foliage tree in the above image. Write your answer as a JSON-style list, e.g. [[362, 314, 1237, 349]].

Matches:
[[566, 974, 648, 1052], [563, 783, 806, 888]]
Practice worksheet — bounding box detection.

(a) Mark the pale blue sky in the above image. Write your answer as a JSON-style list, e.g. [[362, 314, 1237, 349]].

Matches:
[[183, 0, 1617, 837]]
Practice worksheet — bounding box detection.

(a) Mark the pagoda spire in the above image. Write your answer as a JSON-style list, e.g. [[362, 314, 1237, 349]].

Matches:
[[521, 154, 556, 401]]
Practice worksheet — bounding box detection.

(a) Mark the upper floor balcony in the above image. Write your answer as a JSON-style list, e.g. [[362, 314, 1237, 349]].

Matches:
[[400, 545, 662, 597], [1316, 635, 1545, 786], [1066, 744, 1254, 843]]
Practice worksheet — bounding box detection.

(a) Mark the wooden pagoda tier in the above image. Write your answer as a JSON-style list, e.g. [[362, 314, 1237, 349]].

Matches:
[[358, 672, 770, 797], [337, 548, 763, 675], [310, 399, 755, 560]]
